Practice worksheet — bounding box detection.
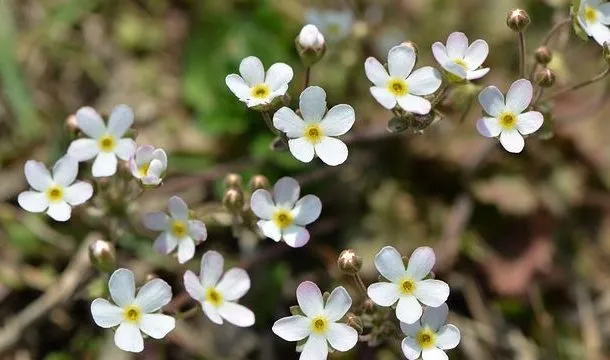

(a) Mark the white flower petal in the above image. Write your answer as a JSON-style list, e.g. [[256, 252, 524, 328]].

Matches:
[[225, 74, 251, 100], [397, 94, 431, 115], [599, 3, 610, 23], [76, 107, 106, 139], [588, 21, 610, 46], [478, 86, 505, 117], [46, 202, 71, 222], [414, 279, 450, 307], [291, 195, 322, 226], [400, 321, 422, 337], [188, 220, 207, 242], [421, 304, 448, 331], [239, 56, 265, 86], [139, 313, 175, 339], [217, 302, 255, 327], [364, 57, 390, 87], [516, 111, 544, 135], [183, 270, 205, 302], [466, 68, 490, 80], [301, 334, 328, 360], [202, 302, 223, 324], [90, 298, 123, 328], [396, 295, 423, 324], [506, 79, 533, 114], [464, 39, 489, 69], [388, 45, 416, 78], [177, 238, 196, 264], [168, 196, 189, 220], [499, 129, 525, 153], [109, 268, 136, 308], [258, 220, 282, 242], [135, 145, 155, 165], [297, 281, 324, 317], [432, 43, 466, 78], [406, 67, 442, 96], [265, 63, 294, 91], [24, 160, 52, 191], [67, 139, 99, 161], [92, 152, 117, 177], [324, 286, 351, 321], [282, 225, 310, 248], [326, 323, 358, 351], [273, 107, 306, 138], [52, 156, 78, 186], [114, 322, 144, 353], [273, 177, 300, 208], [115, 138, 136, 161], [18, 191, 48, 213], [216, 268, 250, 301], [63, 181, 93, 205], [314, 136, 348, 166], [272, 315, 311, 341], [153, 232, 178, 254], [289, 138, 316, 163], [143, 212, 170, 231], [436, 324, 461, 349], [319, 104, 355, 136], [200, 250, 224, 288], [446, 32, 468, 59], [370, 87, 397, 109], [476, 117, 502, 138], [422, 347, 448, 360], [401, 337, 422, 360], [374, 246, 407, 282], [367, 282, 400, 306], [406, 246, 436, 281], [250, 189, 276, 219], [299, 86, 327, 123], [108, 105, 134, 138], [135, 278, 172, 313]]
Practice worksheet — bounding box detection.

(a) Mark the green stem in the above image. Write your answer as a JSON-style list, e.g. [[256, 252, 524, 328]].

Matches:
[[541, 65, 610, 102]]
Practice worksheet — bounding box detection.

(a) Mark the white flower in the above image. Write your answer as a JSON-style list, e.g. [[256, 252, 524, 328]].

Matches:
[[367, 246, 449, 324], [273, 86, 355, 166], [225, 56, 294, 108], [250, 177, 321, 248], [298, 24, 325, 50], [129, 145, 167, 186], [143, 196, 207, 264], [400, 304, 461, 360], [476, 79, 544, 154], [365, 45, 442, 115], [577, 0, 610, 46], [18, 157, 93, 222], [431, 32, 490, 81], [305, 9, 353, 43], [90, 268, 175, 353], [183, 250, 255, 327], [67, 105, 136, 177], [272, 281, 358, 360]]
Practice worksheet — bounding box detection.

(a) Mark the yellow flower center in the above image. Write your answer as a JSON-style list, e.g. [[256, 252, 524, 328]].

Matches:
[[123, 305, 142, 323], [272, 209, 294, 229], [416, 327, 437, 349], [387, 78, 408, 96], [45, 185, 64, 203], [454, 58, 469, 70], [170, 220, 188, 238], [303, 124, 324, 144], [205, 287, 224, 307], [499, 112, 517, 130], [98, 134, 116, 152], [310, 316, 328, 334], [138, 162, 150, 177], [585, 6, 598, 23], [250, 84, 270, 99], [399, 278, 416, 295]]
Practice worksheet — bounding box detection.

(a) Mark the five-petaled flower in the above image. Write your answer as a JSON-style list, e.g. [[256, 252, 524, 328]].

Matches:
[[476, 79, 543, 153], [225, 56, 294, 109], [367, 246, 449, 324], [273, 86, 355, 166], [400, 304, 461, 360], [576, 0, 610, 46], [365, 44, 442, 115], [432, 32, 490, 81], [90, 268, 175, 353], [272, 281, 358, 360], [143, 196, 207, 264], [129, 145, 168, 186], [67, 105, 136, 177], [250, 177, 322, 248], [18, 157, 93, 222], [183, 250, 255, 327]]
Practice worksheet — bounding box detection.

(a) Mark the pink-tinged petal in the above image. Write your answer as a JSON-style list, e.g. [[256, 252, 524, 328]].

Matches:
[[374, 246, 407, 282], [505, 79, 533, 114], [436, 324, 461, 349], [183, 270, 205, 302], [134, 145, 155, 166], [18, 191, 48, 213], [297, 281, 324, 317], [168, 196, 189, 220], [401, 337, 422, 360], [397, 94, 431, 115], [108, 104, 134, 138], [217, 302, 255, 327], [67, 138, 99, 161], [114, 322, 144, 353], [396, 295, 423, 324], [143, 211, 170, 231], [188, 220, 207, 242], [153, 232, 178, 254], [299, 86, 327, 123], [257, 220, 282, 241], [314, 136, 348, 166], [464, 39, 489, 69], [272, 315, 311, 341], [370, 87, 397, 109], [76, 106, 106, 139], [288, 138, 316, 163], [134, 278, 172, 313], [92, 152, 117, 177], [90, 298, 123, 328], [326, 323, 358, 351], [499, 129, 525, 153], [139, 313, 175, 339], [364, 57, 390, 87], [414, 279, 450, 307], [476, 117, 502, 138], [516, 111, 544, 135], [250, 189, 275, 219], [478, 86, 504, 117], [216, 268, 250, 301], [300, 334, 328, 360], [421, 304, 449, 331], [273, 177, 300, 208], [406, 246, 436, 281], [324, 286, 352, 321], [46, 202, 71, 222], [367, 282, 400, 306], [445, 32, 468, 59], [273, 107, 306, 138], [200, 250, 224, 288], [388, 45, 416, 78], [109, 268, 136, 308], [282, 225, 310, 248], [24, 160, 52, 191], [292, 195, 322, 226]]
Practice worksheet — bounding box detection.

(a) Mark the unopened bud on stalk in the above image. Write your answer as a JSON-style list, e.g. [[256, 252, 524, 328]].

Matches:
[[534, 46, 552, 65], [249, 175, 269, 191], [506, 9, 530, 32], [224, 173, 242, 189], [65, 114, 79, 134], [296, 24, 326, 67], [400, 41, 419, 56], [223, 188, 244, 213], [535, 68, 556, 87], [362, 298, 375, 314], [346, 313, 363, 335], [89, 239, 116, 272], [337, 249, 363, 275]]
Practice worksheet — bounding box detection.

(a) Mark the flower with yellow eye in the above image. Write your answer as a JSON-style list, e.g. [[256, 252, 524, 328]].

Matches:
[[250, 177, 321, 248], [367, 246, 449, 324], [225, 56, 294, 109], [576, 0, 610, 46], [67, 105, 136, 177], [272, 281, 358, 360], [90, 268, 175, 353], [476, 79, 543, 153], [143, 196, 207, 264], [273, 86, 355, 166], [365, 44, 442, 115], [432, 32, 490, 81], [183, 250, 255, 327], [18, 157, 93, 222], [400, 304, 461, 360], [129, 145, 167, 186]]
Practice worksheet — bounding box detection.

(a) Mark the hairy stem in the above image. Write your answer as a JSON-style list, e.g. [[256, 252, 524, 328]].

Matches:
[[542, 18, 571, 46], [353, 273, 368, 296]]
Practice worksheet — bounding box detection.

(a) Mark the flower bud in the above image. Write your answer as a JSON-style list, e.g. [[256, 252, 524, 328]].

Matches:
[[534, 46, 552, 65], [387, 115, 410, 133], [345, 313, 363, 335], [223, 188, 244, 213], [400, 41, 418, 57], [337, 249, 363, 275], [65, 114, 79, 134], [506, 9, 530, 32], [224, 173, 242, 189], [361, 298, 375, 314], [249, 175, 269, 191], [534, 68, 556, 87], [295, 24, 326, 67], [89, 239, 116, 272]]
